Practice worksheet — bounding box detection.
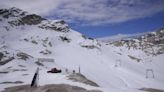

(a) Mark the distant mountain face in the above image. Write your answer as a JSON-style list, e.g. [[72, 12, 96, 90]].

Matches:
[[107, 28, 164, 55], [98, 33, 144, 42], [0, 7, 100, 66]]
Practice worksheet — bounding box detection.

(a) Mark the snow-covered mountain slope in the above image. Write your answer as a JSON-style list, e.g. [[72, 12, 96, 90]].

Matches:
[[0, 7, 164, 92], [106, 29, 164, 56]]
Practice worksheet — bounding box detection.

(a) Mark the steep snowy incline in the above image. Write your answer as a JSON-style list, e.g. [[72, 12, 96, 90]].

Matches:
[[0, 7, 164, 92]]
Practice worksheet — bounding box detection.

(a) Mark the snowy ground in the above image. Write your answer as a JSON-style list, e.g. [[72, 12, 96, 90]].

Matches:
[[1, 42, 164, 92]]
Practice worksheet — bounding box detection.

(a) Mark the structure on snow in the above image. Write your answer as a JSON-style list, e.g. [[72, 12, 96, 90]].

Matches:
[[31, 67, 39, 87]]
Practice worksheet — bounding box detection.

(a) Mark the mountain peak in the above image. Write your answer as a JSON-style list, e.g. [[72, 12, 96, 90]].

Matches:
[[0, 7, 27, 18], [0, 7, 70, 32]]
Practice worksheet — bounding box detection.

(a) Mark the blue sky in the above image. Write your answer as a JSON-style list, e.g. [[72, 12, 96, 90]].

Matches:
[[70, 11, 164, 38], [1, 0, 164, 38]]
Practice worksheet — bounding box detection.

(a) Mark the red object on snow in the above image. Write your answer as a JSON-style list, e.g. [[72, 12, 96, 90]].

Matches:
[[47, 68, 62, 73]]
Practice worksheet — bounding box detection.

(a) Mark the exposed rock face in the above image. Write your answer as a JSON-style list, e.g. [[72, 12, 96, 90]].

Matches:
[[21, 14, 45, 25], [2, 84, 102, 92], [110, 28, 164, 55], [0, 52, 4, 61], [0, 7, 44, 26], [38, 20, 70, 32], [59, 36, 71, 43], [128, 55, 141, 62], [68, 73, 99, 87], [0, 7, 70, 32], [0, 57, 14, 65], [17, 52, 33, 61], [139, 88, 164, 92], [139, 28, 164, 45], [0, 51, 15, 65], [0, 7, 26, 18]]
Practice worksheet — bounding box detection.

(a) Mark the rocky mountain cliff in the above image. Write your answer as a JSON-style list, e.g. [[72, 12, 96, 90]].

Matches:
[[0, 7, 70, 32], [109, 28, 164, 56]]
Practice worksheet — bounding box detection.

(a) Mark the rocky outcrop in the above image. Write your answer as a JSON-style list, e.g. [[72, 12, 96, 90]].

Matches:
[[110, 28, 164, 55], [17, 52, 33, 61], [0, 7, 26, 18], [2, 84, 102, 92], [21, 14, 45, 25], [139, 88, 164, 92], [0, 52, 4, 61], [0, 57, 14, 65], [38, 20, 70, 32], [68, 73, 99, 87]]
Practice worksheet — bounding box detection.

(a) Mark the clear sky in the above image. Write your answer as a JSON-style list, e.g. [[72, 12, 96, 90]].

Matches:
[[1, 0, 164, 38]]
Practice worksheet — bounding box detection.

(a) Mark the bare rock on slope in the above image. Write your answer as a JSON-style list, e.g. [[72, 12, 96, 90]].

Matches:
[[2, 84, 102, 92], [21, 14, 45, 25], [68, 73, 99, 87]]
